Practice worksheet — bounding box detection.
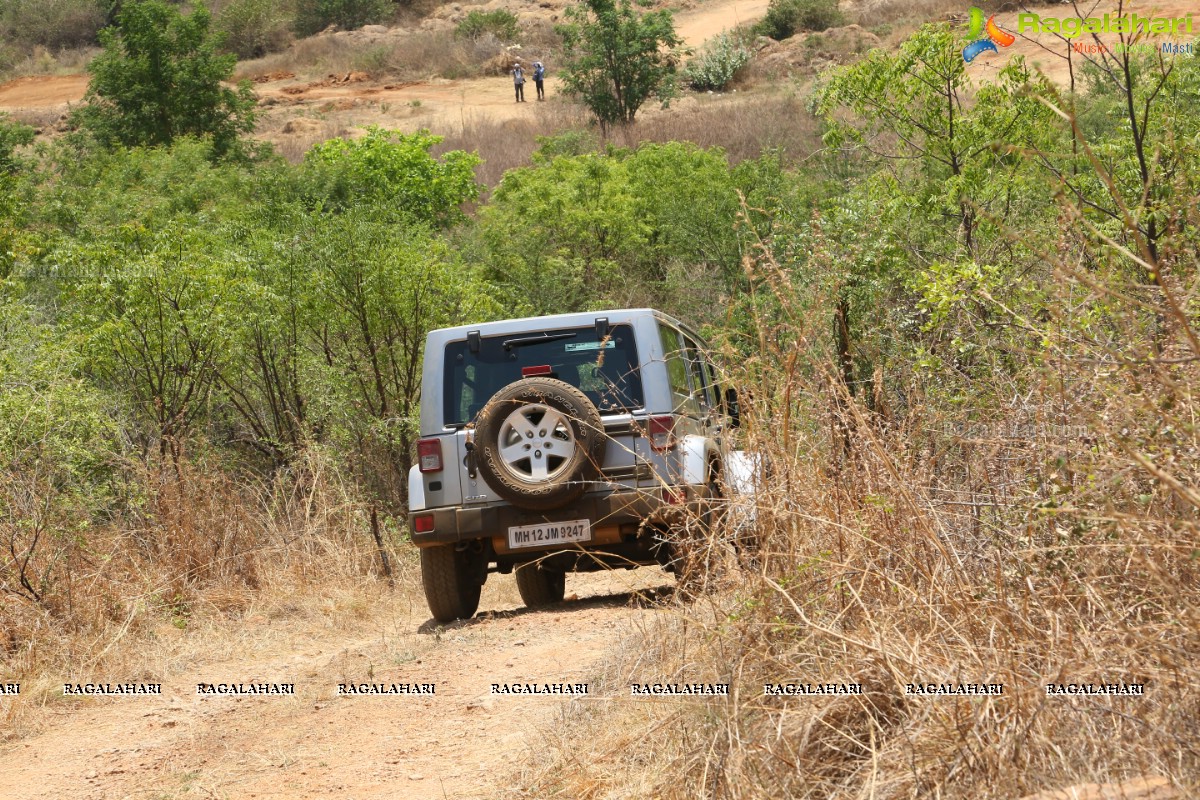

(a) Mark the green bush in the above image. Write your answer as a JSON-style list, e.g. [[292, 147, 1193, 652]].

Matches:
[[754, 0, 843, 41], [455, 9, 519, 41], [0, 113, 34, 173], [300, 127, 481, 226], [684, 31, 752, 91], [293, 0, 393, 36], [216, 0, 292, 59]]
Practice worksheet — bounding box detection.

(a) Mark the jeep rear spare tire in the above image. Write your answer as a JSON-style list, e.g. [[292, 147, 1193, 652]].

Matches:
[[474, 377, 606, 511]]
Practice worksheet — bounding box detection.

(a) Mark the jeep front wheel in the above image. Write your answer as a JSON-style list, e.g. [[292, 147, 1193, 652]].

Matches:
[[515, 562, 566, 608], [420, 544, 484, 623]]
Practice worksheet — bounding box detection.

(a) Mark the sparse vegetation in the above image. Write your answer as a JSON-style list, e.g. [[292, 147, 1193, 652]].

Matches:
[[754, 0, 844, 40], [454, 9, 519, 42], [0, 0, 106, 50], [293, 0, 393, 36], [215, 0, 293, 58]]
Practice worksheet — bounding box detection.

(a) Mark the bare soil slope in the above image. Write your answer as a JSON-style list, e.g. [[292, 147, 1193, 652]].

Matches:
[[1, 1, 1195, 123], [0, 0, 772, 123], [0, 571, 671, 799]]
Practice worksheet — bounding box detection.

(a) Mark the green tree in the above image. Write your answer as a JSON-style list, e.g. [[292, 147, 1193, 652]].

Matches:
[[216, 0, 292, 59], [62, 223, 246, 461], [73, 0, 256, 158], [0, 297, 121, 611], [796, 25, 1061, 408], [556, 0, 683, 133], [815, 25, 1056, 262], [302, 212, 498, 509], [478, 142, 748, 319]]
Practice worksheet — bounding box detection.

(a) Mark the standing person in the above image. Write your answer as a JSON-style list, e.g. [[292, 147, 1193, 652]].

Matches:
[[512, 62, 525, 103], [533, 61, 545, 101]]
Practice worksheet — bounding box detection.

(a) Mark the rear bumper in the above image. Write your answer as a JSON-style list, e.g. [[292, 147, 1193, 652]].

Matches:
[[409, 488, 687, 546]]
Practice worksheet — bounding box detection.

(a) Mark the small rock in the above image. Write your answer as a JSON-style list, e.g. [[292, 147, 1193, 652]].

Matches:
[[409, 774, 424, 781]]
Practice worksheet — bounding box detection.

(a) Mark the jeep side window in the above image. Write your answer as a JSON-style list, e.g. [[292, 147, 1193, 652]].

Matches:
[[660, 325, 699, 416], [703, 358, 723, 416], [682, 336, 716, 411]]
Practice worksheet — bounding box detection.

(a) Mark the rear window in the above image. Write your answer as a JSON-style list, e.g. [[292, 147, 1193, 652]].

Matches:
[[443, 324, 643, 426]]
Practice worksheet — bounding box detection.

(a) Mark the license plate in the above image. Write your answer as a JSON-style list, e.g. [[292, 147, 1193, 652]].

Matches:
[[507, 519, 591, 549]]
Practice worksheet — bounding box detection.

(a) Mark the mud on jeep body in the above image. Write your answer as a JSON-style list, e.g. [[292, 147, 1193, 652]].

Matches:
[[408, 309, 738, 623]]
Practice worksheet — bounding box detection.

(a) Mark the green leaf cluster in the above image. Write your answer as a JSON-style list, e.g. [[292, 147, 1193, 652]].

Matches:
[[476, 141, 783, 319]]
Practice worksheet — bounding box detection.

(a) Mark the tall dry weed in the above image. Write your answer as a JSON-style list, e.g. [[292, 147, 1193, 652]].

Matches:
[[503, 114, 1200, 799], [0, 443, 411, 732]]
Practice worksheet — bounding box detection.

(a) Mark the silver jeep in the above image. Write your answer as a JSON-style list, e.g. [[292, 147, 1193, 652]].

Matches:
[[407, 308, 739, 623]]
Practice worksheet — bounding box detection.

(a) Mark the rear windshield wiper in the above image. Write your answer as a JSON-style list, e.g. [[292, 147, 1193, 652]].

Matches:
[[502, 332, 577, 350]]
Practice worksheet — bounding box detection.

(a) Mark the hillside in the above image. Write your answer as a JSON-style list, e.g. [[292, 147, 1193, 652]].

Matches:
[[1, 0, 1198, 798]]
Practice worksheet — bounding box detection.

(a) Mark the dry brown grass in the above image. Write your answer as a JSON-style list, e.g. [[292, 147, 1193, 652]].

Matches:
[[496, 138, 1200, 799], [0, 444, 416, 737], [427, 90, 822, 191], [430, 102, 590, 188], [504, 325, 1200, 798], [236, 27, 551, 84], [0, 44, 98, 81], [614, 90, 822, 164]]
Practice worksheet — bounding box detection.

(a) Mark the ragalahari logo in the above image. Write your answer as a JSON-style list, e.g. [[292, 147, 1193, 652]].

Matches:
[[963, 7, 1016, 62]]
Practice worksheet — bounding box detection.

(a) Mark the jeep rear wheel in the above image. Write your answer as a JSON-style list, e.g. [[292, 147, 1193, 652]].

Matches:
[[514, 562, 566, 608], [420, 544, 484, 623], [474, 377, 606, 511]]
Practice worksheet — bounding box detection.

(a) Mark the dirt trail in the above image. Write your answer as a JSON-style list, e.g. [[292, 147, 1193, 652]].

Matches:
[[0, 571, 671, 799], [677, 0, 770, 44], [0, 74, 88, 108]]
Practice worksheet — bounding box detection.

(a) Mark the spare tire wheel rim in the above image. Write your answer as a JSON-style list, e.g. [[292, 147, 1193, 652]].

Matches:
[[497, 403, 577, 481]]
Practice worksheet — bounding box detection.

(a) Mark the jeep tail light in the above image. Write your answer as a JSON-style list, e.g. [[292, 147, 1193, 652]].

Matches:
[[522, 365, 553, 377], [647, 415, 676, 452], [417, 438, 443, 473], [663, 487, 687, 505], [413, 514, 435, 533]]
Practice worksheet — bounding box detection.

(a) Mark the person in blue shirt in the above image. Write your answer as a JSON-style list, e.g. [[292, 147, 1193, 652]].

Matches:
[[533, 61, 546, 101], [512, 62, 525, 102]]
